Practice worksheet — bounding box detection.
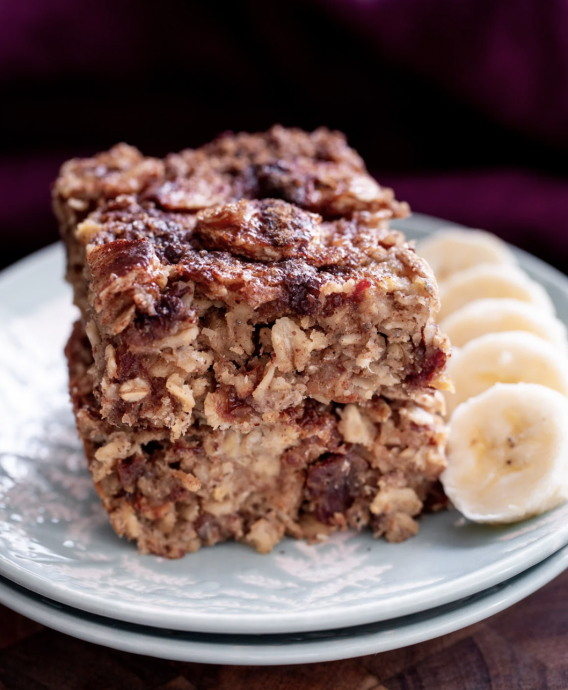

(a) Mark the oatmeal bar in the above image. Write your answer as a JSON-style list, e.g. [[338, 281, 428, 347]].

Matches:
[[66, 196, 447, 440], [55, 126, 451, 556], [54, 160, 447, 437], [67, 320, 448, 557]]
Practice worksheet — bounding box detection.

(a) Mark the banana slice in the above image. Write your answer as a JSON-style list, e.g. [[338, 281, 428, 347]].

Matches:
[[446, 331, 568, 416], [417, 227, 516, 283], [438, 264, 555, 321], [442, 383, 568, 523], [441, 298, 567, 351]]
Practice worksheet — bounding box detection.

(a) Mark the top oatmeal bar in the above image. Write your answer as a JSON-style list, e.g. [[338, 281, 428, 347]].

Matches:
[[54, 127, 449, 440]]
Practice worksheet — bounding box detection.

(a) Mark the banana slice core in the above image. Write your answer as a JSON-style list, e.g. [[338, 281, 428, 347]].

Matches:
[[442, 383, 568, 523]]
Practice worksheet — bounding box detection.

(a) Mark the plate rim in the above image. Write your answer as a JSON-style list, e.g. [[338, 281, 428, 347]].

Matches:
[[1, 543, 567, 666]]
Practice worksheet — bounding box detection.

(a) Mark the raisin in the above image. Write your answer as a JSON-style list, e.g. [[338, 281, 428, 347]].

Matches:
[[306, 452, 368, 524]]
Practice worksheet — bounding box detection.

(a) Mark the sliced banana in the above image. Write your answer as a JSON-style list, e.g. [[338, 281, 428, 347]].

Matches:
[[446, 331, 568, 416], [441, 298, 567, 351], [417, 227, 516, 283], [438, 264, 555, 321], [442, 383, 568, 523]]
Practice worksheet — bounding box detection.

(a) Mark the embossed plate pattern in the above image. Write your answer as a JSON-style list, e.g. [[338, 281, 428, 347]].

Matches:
[[2, 215, 568, 635], [1, 543, 567, 665]]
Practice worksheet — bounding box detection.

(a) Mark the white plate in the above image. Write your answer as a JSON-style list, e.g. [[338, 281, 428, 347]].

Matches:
[[2, 542, 567, 665], [2, 214, 568, 636]]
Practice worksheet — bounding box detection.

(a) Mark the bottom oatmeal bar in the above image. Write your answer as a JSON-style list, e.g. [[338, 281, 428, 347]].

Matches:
[[67, 321, 448, 558]]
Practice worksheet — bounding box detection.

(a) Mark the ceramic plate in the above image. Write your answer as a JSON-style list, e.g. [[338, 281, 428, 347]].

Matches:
[[1, 542, 567, 665], [2, 215, 568, 636]]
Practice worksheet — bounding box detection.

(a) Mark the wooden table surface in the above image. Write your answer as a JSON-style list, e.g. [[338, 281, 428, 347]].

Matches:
[[1, 569, 568, 690]]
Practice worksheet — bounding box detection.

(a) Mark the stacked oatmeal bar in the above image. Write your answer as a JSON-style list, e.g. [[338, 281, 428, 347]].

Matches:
[[54, 126, 450, 558]]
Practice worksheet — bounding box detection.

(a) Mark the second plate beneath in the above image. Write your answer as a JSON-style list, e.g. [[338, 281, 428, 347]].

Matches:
[[1, 543, 567, 665]]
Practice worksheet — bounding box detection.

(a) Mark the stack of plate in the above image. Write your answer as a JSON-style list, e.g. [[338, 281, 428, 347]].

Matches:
[[2, 215, 568, 666]]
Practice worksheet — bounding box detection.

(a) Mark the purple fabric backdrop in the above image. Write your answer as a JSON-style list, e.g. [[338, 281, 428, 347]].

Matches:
[[320, 0, 568, 148], [0, 0, 566, 271]]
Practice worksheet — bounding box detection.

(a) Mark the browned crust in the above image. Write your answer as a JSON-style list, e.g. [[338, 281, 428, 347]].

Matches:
[[81, 196, 434, 315], [53, 125, 407, 221], [52, 125, 408, 316]]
